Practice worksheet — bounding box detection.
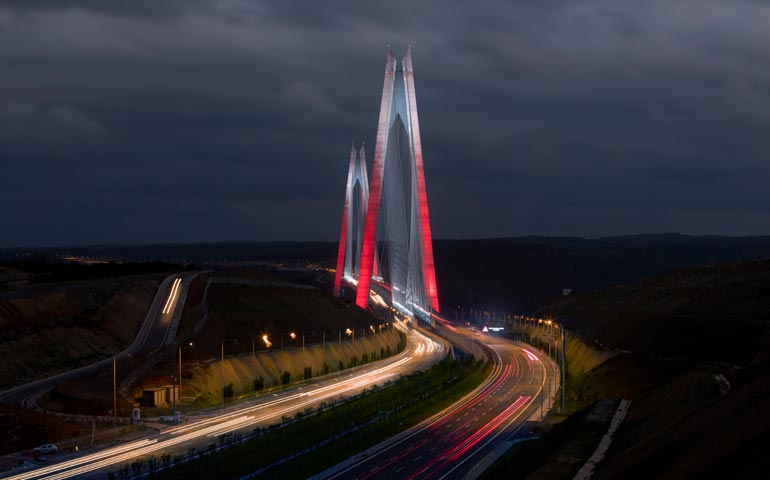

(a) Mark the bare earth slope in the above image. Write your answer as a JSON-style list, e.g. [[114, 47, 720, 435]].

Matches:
[[549, 259, 770, 479], [546, 259, 770, 364], [0, 276, 161, 390]]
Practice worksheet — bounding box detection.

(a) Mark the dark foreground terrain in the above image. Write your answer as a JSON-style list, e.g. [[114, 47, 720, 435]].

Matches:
[[487, 258, 770, 479]]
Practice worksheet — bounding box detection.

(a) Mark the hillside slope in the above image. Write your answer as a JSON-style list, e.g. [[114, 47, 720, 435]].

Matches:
[[0, 277, 161, 390], [545, 259, 770, 364], [546, 259, 770, 478]]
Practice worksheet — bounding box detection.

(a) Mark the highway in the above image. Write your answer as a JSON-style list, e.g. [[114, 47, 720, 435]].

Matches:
[[320, 332, 559, 480], [1, 273, 557, 479], [2, 325, 447, 480], [0, 272, 198, 407]]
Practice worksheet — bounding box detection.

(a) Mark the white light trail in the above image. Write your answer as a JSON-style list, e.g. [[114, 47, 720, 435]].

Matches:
[[9, 326, 443, 480], [7, 440, 157, 480], [161, 278, 182, 315]]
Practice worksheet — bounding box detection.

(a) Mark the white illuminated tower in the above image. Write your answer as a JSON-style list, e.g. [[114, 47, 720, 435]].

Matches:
[[333, 143, 372, 297], [353, 48, 439, 322]]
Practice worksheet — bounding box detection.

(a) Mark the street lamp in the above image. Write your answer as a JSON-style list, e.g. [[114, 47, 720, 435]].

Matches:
[[174, 342, 193, 420], [276, 332, 297, 387], [220, 339, 240, 410]]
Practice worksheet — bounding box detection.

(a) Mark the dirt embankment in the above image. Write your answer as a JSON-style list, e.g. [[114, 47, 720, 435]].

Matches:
[[0, 277, 161, 390], [185, 281, 390, 360], [504, 259, 770, 478], [131, 278, 406, 412], [161, 331, 404, 410], [546, 259, 770, 364]]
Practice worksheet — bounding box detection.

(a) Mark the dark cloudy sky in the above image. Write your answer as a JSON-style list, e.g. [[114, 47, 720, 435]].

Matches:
[[2, 1, 770, 247]]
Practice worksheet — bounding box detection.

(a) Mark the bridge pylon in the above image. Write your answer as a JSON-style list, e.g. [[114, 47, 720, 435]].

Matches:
[[353, 48, 439, 321]]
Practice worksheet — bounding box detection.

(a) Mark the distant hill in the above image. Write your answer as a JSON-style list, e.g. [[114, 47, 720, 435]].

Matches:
[[543, 258, 770, 364], [5, 235, 770, 314], [434, 235, 770, 313]]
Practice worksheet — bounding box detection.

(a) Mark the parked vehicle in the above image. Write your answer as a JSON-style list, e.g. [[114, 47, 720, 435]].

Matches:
[[33, 444, 58, 454]]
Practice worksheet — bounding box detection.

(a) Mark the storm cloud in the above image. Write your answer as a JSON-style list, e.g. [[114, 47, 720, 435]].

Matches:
[[2, 0, 770, 246]]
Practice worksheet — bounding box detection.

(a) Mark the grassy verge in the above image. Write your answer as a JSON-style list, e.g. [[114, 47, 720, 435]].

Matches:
[[479, 399, 619, 480], [124, 357, 491, 480]]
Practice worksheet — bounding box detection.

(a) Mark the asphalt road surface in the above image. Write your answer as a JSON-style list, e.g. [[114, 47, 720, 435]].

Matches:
[[2, 325, 447, 480], [321, 333, 558, 480]]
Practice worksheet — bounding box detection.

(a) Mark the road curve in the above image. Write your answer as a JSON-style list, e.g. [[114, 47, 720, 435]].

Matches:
[[0, 272, 199, 407], [318, 333, 557, 480], [1, 326, 448, 480]]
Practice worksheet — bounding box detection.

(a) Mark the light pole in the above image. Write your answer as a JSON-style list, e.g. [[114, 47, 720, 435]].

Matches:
[[171, 346, 178, 424], [220, 341, 224, 410], [560, 323, 566, 414], [279, 332, 296, 387], [252, 338, 256, 399], [113, 355, 117, 443]]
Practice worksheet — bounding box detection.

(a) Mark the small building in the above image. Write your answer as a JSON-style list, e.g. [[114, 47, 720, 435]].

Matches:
[[160, 385, 179, 405], [142, 385, 179, 407], [142, 387, 167, 407]]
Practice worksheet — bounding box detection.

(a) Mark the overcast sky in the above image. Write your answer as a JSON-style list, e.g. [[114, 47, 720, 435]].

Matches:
[[2, 0, 770, 247]]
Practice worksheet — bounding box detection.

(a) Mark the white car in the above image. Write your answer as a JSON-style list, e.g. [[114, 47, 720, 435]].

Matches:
[[33, 444, 58, 454]]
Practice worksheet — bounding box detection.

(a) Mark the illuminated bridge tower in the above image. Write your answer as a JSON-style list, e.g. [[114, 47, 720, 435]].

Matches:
[[333, 143, 373, 298], [355, 47, 439, 322]]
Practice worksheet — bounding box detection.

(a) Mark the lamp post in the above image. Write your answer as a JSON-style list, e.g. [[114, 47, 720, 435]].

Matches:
[[219, 339, 239, 410], [113, 355, 117, 442], [178, 345, 182, 407], [560, 322, 566, 414], [170, 345, 178, 424], [278, 332, 296, 387], [220, 341, 224, 410], [252, 338, 256, 399]]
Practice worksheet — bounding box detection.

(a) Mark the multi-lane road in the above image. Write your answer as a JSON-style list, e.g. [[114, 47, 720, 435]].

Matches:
[[320, 333, 559, 480], [1, 273, 559, 480], [0, 272, 198, 407], [3, 326, 447, 480]]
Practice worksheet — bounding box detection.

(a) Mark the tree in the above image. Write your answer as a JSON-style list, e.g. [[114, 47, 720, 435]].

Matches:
[[253, 376, 264, 391], [223, 382, 234, 399]]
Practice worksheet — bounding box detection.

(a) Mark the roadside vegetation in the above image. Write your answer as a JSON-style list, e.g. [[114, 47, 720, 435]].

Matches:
[[168, 330, 406, 412], [0, 256, 182, 288], [483, 259, 770, 478], [112, 357, 491, 480], [133, 279, 407, 412]]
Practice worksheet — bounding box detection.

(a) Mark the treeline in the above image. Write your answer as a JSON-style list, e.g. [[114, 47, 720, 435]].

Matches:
[[0, 257, 187, 286]]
